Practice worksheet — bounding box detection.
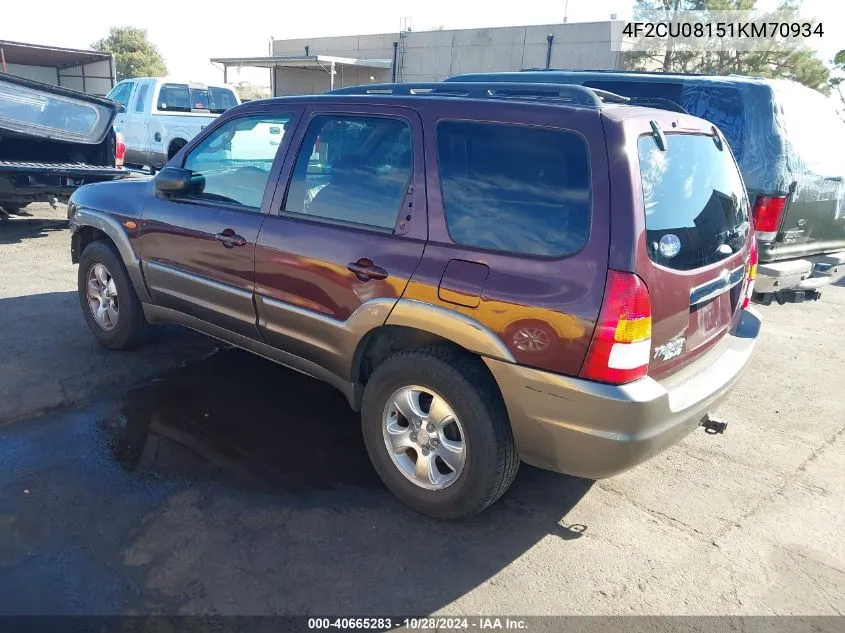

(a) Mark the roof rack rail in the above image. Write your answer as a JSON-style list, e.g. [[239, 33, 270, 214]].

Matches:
[[519, 67, 709, 78], [327, 82, 607, 107]]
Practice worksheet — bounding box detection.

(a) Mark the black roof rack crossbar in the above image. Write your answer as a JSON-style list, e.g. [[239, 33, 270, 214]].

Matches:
[[327, 82, 606, 107]]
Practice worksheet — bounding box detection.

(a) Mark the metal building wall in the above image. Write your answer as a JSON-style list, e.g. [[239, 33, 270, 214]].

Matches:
[[270, 21, 623, 96]]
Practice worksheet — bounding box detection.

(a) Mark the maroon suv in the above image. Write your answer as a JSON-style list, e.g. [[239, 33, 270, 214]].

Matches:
[[68, 82, 761, 518]]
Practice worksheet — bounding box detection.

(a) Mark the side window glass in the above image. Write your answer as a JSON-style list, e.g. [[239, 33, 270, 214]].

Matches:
[[437, 120, 591, 257], [284, 115, 412, 230], [107, 82, 132, 108], [181, 114, 293, 210], [157, 84, 190, 112], [134, 84, 150, 113]]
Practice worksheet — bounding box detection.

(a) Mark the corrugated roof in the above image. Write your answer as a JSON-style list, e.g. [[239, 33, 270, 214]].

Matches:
[[210, 55, 392, 70]]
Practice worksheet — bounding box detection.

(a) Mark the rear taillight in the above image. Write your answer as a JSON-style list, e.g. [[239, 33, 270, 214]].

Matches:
[[742, 235, 758, 309], [581, 270, 652, 385], [751, 195, 787, 241], [115, 131, 126, 167]]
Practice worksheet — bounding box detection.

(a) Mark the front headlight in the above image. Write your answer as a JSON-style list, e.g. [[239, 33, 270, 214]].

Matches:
[[67, 200, 78, 221]]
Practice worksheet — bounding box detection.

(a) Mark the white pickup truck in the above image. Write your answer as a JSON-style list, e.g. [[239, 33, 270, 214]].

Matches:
[[106, 77, 240, 171]]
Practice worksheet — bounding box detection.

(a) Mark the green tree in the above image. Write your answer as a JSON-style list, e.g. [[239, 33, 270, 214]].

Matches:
[[93, 27, 167, 81], [829, 49, 845, 104], [622, 0, 831, 93]]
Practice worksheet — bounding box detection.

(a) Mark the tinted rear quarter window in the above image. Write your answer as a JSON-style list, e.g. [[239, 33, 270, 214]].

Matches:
[[638, 133, 750, 271], [437, 121, 591, 257]]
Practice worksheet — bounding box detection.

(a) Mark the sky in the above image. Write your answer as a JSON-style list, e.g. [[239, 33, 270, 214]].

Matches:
[[1, 0, 843, 86]]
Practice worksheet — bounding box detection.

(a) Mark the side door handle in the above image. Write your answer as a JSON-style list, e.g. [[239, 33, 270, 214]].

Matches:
[[215, 229, 246, 248], [347, 258, 388, 281]]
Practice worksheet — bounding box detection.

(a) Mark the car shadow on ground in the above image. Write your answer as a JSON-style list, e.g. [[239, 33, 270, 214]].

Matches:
[[107, 349, 594, 614], [0, 347, 594, 615], [0, 215, 68, 245]]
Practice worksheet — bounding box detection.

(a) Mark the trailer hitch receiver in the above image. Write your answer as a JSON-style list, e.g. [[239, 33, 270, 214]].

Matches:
[[700, 414, 728, 435]]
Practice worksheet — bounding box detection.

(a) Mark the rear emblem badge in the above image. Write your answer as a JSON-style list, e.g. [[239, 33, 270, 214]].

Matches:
[[654, 337, 685, 361], [658, 234, 681, 258]]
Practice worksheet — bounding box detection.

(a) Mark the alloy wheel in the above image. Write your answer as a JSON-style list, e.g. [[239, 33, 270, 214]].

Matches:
[[86, 262, 119, 331], [382, 385, 467, 490]]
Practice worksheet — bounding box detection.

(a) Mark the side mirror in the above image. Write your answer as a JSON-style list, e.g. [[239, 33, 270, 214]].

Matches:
[[155, 167, 192, 196]]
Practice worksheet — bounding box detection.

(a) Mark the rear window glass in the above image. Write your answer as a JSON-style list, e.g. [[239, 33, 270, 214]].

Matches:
[[584, 80, 746, 161], [437, 121, 590, 257], [681, 85, 746, 162], [157, 84, 237, 114], [638, 133, 750, 271]]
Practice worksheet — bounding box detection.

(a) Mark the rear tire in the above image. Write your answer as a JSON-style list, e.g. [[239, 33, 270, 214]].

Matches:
[[78, 240, 150, 350], [168, 139, 187, 161], [361, 345, 519, 519]]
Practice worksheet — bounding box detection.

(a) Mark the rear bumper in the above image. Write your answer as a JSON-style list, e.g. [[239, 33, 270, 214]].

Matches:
[[484, 308, 761, 479], [755, 250, 845, 293]]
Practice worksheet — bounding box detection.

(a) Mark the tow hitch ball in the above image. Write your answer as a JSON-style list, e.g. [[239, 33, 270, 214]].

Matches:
[[700, 414, 728, 435]]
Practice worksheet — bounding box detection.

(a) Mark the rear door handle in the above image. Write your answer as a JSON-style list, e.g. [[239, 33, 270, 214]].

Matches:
[[347, 258, 388, 281], [215, 230, 246, 248]]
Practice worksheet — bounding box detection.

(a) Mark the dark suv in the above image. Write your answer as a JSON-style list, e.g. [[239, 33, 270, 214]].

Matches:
[[450, 70, 845, 304], [69, 82, 761, 518]]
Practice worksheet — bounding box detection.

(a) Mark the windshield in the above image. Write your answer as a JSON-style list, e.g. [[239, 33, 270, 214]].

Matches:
[[638, 132, 750, 271], [157, 84, 237, 114]]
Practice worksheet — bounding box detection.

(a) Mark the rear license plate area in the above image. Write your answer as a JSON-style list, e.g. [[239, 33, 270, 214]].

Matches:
[[688, 293, 733, 350]]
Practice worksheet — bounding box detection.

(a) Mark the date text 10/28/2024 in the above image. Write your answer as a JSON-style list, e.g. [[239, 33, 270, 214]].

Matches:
[[308, 617, 528, 630]]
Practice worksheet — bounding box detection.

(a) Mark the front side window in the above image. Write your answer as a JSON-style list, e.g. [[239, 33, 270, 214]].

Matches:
[[182, 114, 292, 209], [157, 84, 238, 114], [107, 82, 133, 108], [638, 133, 749, 271], [437, 121, 591, 256], [284, 115, 412, 230]]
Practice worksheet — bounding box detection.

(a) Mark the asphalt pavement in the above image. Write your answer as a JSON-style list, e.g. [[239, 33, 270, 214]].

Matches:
[[0, 204, 843, 616]]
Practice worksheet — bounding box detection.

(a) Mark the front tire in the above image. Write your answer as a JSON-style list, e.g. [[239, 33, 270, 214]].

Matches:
[[77, 240, 149, 350], [1, 202, 25, 214], [361, 346, 519, 519]]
